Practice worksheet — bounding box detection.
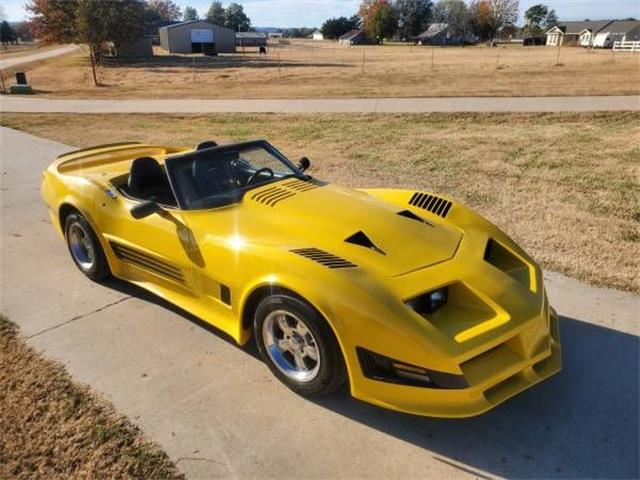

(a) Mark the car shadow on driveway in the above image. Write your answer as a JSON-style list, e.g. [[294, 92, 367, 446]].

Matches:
[[101, 278, 640, 479], [311, 316, 640, 479]]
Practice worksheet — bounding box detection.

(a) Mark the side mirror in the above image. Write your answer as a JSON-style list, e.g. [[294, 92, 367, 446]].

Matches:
[[298, 156, 311, 172], [131, 201, 162, 219]]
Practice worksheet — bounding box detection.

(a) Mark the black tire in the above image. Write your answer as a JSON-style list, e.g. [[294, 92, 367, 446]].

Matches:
[[254, 294, 347, 397], [64, 212, 111, 281]]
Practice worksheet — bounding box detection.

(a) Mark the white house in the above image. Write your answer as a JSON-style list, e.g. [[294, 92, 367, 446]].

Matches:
[[312, 30, 324, 41], [592, 20, 640, 47], [546, 20, 612, 47]]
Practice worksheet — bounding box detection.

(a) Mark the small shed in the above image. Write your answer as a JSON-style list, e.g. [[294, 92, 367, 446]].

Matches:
[[236, 32, 268, 47], [338, 29, 369, 46], [312, 30, 324, 41], [159, 20, 236, 54]]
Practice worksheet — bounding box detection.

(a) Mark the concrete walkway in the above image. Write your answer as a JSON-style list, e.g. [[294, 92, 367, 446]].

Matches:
[[1, 95, 639, 114], [1, 126, 638, 479], [0, 44, 79, 70]]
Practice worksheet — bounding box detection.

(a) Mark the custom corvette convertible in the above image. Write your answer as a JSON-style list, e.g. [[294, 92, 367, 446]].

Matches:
[[41, 139, 561, 417]]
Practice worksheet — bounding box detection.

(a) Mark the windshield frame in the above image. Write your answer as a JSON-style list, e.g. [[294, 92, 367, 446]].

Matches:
[[164, 140, 307, 210]]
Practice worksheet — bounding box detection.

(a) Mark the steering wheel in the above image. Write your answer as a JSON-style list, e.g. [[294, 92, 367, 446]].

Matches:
[[245, 167, 274, 186]]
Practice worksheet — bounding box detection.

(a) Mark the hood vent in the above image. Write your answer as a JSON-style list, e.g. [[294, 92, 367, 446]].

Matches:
[[281, 178, 322, 192], [291, 248, 357, 269], [251, 186, 297, 207], [251, 179, 321, 207], [397, 210, 433, 226], [345, 231, 385, 255], [409, 192, 452, 218]]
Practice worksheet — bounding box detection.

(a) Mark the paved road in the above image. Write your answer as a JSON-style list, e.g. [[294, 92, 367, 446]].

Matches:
[[1, 126, 638, 479], [0, 44, 79, 71], [1, 95, 639, 114]]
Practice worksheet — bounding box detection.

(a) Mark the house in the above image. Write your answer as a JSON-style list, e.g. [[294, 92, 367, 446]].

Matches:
[[545, 20, 612, 46], [159, 20, 236, 54], [592, 20, 640, 48], [415, 24, 475, 46], [236, 32, 268, 47], [269, 32, 284, 39], [338, 29, 370, 46], [312, 30, 324, 41]]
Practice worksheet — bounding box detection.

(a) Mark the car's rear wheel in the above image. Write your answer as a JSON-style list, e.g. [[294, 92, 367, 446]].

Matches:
[[64, 212, 110, 281], [254, 294, 346, 396]]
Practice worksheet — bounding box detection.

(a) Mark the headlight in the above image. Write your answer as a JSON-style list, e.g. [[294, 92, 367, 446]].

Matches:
[[405, 287, 448, 315]]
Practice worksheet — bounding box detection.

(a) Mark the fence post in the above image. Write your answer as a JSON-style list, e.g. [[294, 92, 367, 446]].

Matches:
[[361, 48, 366, 75]]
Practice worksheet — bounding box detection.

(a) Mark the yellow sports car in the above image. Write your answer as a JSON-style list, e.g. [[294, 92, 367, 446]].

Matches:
[[41, 139, 561, 417]]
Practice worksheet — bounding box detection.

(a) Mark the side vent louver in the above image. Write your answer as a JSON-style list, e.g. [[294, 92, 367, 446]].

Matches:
[[409, 192, 453, 218], [345, 231, 385, 255], [110, 242, 183, 283], [291, 248, 357, 269], [251, 179, 322, 207]]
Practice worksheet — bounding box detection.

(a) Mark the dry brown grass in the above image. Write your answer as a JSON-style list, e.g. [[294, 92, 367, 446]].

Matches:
[[2, 112, 639, 292], [18, 40, 640, 98], [0, 315, 183, 479]]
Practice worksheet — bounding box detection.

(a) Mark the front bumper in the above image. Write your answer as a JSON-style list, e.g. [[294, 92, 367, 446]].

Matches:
[[350, 308, 561, 418]]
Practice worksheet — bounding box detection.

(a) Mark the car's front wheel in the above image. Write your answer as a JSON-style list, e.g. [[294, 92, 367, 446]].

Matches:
[[64, 212, 111, 281], [254, 294, 346, 396]]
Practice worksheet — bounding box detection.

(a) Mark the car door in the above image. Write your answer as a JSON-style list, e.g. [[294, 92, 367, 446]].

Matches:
[[96, 188, 197, 296]]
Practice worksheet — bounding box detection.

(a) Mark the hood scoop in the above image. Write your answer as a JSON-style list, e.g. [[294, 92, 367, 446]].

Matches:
[[397, 210, 433, 226], [409, 192, 453, 218], [345, 231, 385, 256]]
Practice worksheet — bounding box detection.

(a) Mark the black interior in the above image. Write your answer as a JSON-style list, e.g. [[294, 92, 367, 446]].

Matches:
[[126, 157, 177, 206]]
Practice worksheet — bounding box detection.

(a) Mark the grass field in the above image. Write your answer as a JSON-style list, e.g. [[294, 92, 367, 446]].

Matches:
[[15, 40, 640, 98], [0, 316, 183, 478], [2, 111, 638, 292]]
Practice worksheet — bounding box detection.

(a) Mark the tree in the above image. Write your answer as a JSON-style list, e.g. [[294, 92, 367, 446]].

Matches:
[[224, 3, 250, 32], [321, 16, 360, 40], [28, 0, 145, 85], [358, 0, 378, 22], [1, 21, 17, 45], [144, 0, 181, 24], [183, 6, 199, 21], [394, 0, 432, 40], [433, 0, 470, 42], [543, 9, 557, 29], [483, 0, 518, 39], [205, 1, 225, 25], [13, 22, 34, 41], [366, 0, 398, 42], [524, 3, 547, 34]]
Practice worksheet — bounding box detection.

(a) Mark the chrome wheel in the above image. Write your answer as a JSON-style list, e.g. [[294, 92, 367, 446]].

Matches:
[[262, 309, 321, 383], [67, 221, 95, 272]]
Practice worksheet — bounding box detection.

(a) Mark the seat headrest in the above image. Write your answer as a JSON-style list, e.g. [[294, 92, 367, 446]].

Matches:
[[128, 157, 165, 197]]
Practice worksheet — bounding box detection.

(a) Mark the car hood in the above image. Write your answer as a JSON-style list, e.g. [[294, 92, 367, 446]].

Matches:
[[239, 181, 463, 277]]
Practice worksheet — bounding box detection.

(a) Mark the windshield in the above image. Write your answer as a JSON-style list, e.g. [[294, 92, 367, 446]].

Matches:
[[166, 141, 302, 209]]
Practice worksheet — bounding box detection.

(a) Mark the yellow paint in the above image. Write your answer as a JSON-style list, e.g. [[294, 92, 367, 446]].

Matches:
[[41, 143, 561, 418]]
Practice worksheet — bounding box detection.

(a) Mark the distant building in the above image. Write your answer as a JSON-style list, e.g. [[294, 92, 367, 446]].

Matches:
[[338, 29, 370, 46], [159, 20, 236, 54], [591, 20, 640, 47], [236, 32, 268, 47], [312, 30, 324, 41], [269, 32, 284, 39], [415, 24, 475, 46]]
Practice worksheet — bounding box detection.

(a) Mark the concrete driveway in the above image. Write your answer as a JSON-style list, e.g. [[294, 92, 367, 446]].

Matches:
[[1, 126, 638, 479], [0, 44, 80, 70], [1, 95, 639, 114]]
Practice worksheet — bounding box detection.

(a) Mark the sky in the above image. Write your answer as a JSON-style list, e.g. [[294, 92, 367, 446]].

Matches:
[[3, 0, 639, 28]]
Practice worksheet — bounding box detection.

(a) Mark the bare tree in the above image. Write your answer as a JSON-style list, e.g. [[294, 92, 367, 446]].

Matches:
[[486, 0, 519, 39]]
